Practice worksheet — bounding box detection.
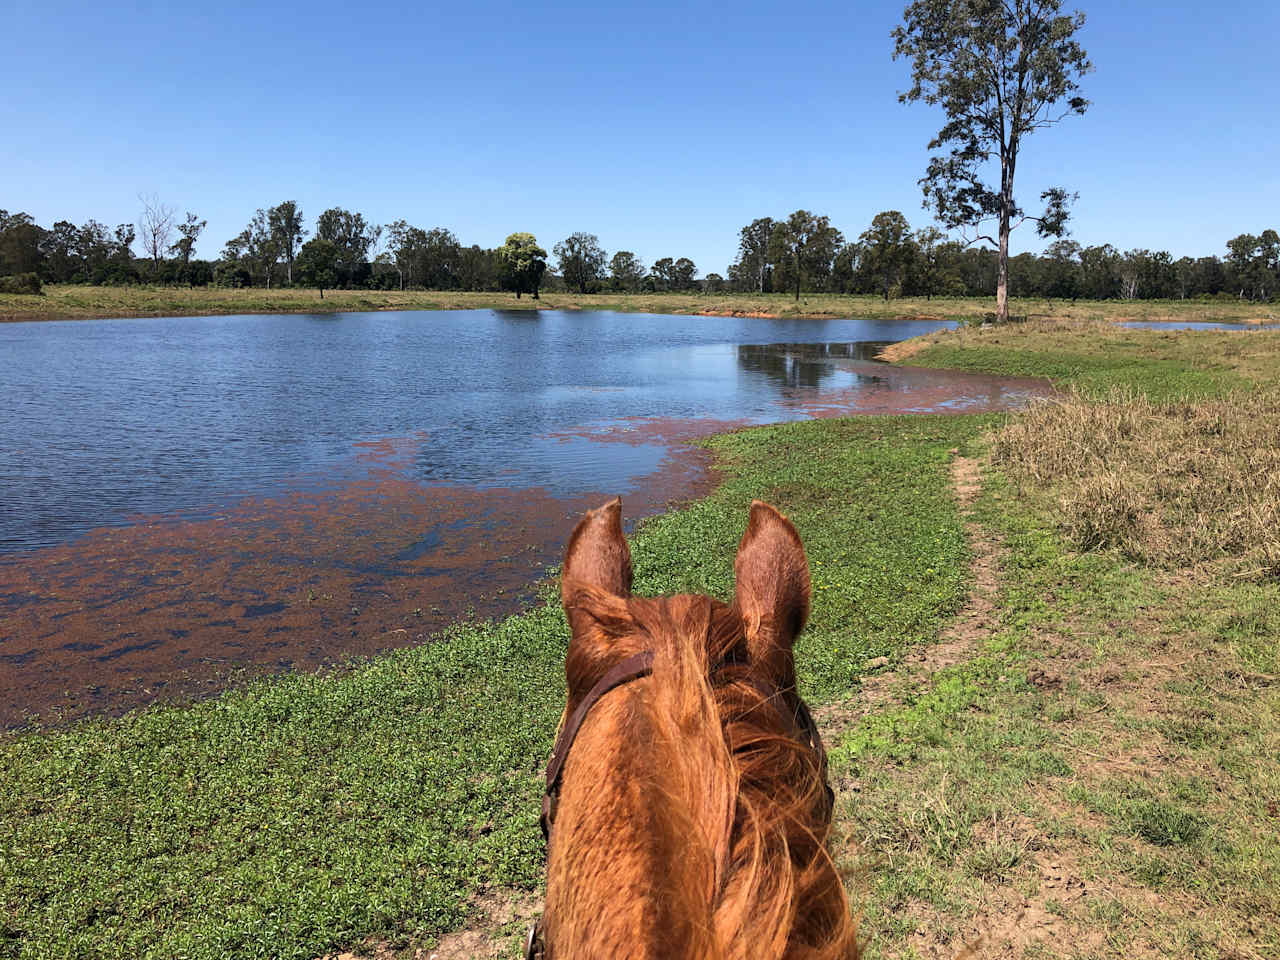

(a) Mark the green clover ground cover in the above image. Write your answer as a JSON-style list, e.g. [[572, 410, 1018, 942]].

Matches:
[[0, 415, 978, 960]]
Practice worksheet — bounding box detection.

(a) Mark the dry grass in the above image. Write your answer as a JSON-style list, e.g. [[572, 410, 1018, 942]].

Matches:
[[993, 388, 1280, 578]]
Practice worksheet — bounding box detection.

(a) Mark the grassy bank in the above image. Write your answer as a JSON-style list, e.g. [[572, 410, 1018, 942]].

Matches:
[[2, 284, 1277, 325], [887, 317, 1280, 399], [832, 321, 1280, 958], [837, 464, 1280, 959], [0, 416, 979, 959]]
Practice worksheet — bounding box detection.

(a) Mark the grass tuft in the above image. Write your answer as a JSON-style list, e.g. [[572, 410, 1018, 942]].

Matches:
[[991, 387, 1280, 578]]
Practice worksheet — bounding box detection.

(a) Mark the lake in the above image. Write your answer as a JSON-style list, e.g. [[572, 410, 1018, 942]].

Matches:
[[0, 309, 1052, 724]]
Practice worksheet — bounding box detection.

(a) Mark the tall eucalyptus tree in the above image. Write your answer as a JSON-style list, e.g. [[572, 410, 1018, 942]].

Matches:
[[894, 0, 1092, 322]]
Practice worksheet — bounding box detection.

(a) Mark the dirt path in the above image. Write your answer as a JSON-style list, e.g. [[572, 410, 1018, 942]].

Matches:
[[818, 454, 1004, 741]]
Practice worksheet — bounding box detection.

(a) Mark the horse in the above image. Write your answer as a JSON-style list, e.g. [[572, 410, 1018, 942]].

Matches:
[[528, 498, 860, 959]]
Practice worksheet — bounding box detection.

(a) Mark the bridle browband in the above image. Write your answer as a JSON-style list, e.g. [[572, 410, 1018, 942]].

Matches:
[[526, 648, 835, 960]]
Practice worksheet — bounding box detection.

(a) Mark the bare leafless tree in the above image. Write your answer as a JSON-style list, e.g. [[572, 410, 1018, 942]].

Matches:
[[137, 193, 176, 280]]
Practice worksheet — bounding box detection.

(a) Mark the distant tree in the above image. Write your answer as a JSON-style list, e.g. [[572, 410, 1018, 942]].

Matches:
[[553, 232, 608, 293], [42, 220, 80, 282], [913, 226, 948, 299], [168, 213, 206, 287], [1226, 231, 1279, 301], [0, 211, 45, 277], [1186, 256, 1226, 298], [458, 244, 501, 291], [245, 209, 280, 288], [75, 220, 113, 282], [1042, 239, 1082, 301], [315, 207, 378, 286], [137, 194, 175, 279], [768, 210, 843, 300], [111, 224, 137, 282], [703, 272, 726, 294], [418, 227, 461, 288], [296, 237, 340, 298], [831, 243, 860, 294], [218, 230, 251, 287], [735, 217, 775, 293], [1079, 244, 1120, 300], [1140, 250, 1178, 299], [650, 257, 675, 292], [268, 201, 305, 285], [608, 250, 645, 291], [386, 220, 417, 289], [370, 252, 398, 289], [859, 211, 915, 300], [671, 257, 698, 290], [497, 232, 547, 299], [894, 0, 1091, 322], [1007, 251, 1042, 297]]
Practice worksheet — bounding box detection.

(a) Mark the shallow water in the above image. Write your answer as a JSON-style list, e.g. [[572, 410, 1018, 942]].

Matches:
[[1119, 320, 1262, 331], [0, 309, 1052, 724]]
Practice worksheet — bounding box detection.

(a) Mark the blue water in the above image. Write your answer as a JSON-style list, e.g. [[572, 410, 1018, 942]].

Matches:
[[1120, 320, 1260, 331], [2, 309, 966, 553]]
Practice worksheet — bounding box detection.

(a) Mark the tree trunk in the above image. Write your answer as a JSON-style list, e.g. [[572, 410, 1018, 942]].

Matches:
[[996, 212, 1010, 323]]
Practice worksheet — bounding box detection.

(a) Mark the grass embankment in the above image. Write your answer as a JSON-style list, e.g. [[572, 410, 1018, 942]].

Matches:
[[833, 321, 1280, 958], [2, 284, 1277, 325], [0, 417, 979, 959]]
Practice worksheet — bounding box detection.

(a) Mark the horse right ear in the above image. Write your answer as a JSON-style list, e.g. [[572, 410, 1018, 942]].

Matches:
[[732, 501, 810, 687], [562, 498, 633, 635]]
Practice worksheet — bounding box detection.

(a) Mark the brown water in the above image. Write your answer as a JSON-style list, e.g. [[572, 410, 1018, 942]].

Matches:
[[0, 310, 1051, 726]]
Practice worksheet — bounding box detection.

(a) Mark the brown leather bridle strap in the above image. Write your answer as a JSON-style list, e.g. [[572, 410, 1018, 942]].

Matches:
[[792, 694, 835, 813], [541, 650, 656, 840]]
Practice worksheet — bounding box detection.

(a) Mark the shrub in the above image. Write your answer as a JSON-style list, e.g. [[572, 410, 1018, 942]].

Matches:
[[0, 272, 43, 295]]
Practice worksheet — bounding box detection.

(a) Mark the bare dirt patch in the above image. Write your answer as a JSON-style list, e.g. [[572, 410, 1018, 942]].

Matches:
[[315, 889, 541, 960]]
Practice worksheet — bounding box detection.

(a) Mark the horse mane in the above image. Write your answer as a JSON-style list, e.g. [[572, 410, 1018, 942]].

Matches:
[[547, 583, 860, 960]]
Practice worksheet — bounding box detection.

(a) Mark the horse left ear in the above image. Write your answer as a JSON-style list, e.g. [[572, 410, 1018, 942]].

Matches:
[[732, 501, 810, 685], [562, 498, 634, 644], [562, 496, 633, 601]]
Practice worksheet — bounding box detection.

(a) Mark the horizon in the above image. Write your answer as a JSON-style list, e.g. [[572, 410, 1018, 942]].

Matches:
[[5, 0, 1278, 276]]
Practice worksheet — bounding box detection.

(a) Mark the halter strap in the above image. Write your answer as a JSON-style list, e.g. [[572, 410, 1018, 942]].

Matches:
[[540, 650, 656, 840]]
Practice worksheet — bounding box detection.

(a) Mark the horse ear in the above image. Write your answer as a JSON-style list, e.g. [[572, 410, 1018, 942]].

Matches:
[[562, 497, 633, 609], [733, 501, 810, 683]]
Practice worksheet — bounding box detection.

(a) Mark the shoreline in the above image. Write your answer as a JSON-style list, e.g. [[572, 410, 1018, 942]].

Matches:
[[3, 286, 1276, 326]]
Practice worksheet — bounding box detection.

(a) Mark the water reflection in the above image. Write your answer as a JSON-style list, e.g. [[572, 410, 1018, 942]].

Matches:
[[736, 341, 894, 390]]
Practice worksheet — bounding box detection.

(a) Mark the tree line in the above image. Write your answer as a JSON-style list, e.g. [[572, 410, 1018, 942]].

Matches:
[[726, 211, 1280, 303], [0, 201, 703, 299], [1, 201, 1276, 303]]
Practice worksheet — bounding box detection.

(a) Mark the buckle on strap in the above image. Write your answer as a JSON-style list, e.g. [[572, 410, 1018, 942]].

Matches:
[[524, 918, 546, 960]]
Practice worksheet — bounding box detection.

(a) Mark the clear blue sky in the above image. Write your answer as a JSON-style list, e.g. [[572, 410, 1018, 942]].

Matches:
[[5, 0, 1277, 275]]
